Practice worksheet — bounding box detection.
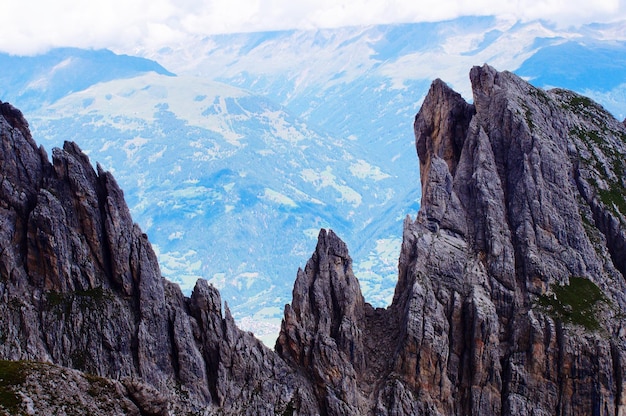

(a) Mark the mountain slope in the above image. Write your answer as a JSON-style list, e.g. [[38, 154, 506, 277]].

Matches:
[[272, 64, 626, 414], [0, 48, 173, 112], [27, 72, 412, 344]]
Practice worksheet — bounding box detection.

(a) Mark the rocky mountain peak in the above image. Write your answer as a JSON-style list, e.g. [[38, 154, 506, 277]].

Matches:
[[276, 228, 368, 413], [0, 102, 32, 142], [414, 78, 474, 189], [282, 228, 364, 340], [0, 101, 46, 216], [0, 100, 319, 415], [399, 63, 626, 414]]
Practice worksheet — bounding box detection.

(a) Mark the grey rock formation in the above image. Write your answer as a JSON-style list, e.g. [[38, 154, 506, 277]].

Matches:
[[277, 229, 369, 414], [389, 64, 626, 414], [1, 63, 626, 415], [277, 65, 626, 415], [0, 101, 318, 415], [0, 360, 144, 416]]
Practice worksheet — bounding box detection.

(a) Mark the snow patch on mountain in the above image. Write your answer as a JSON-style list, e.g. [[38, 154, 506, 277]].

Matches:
[[301, 167, 363, 207], [262, 188, 298, 208], [349, 159, 391, 181]]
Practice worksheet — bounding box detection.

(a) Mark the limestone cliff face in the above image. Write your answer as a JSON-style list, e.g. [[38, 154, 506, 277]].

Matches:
[[277, 65, 626, 415], [393, 64, 626, 414], [1, 64, 626, 415]]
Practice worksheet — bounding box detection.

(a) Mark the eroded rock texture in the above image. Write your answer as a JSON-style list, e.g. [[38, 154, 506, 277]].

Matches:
[[278, 65, 626, 415], [0, 101, 318, 415], [398, 65, 626, 415], [1, 63, 626, 415]]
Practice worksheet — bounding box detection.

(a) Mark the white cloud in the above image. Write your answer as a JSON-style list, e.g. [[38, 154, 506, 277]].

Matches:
[[1, 0, 625, 55], [0, 0, 184, 54]]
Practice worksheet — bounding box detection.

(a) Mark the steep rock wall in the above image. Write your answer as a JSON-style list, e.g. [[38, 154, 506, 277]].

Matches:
[[277, 65, 626, 415]]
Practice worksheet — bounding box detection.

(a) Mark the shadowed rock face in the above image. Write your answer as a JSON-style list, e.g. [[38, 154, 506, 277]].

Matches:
[[1, 64, 626, 415]]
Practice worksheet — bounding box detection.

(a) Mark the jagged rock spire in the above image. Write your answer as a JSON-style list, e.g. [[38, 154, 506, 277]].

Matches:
[[276, 229, 367, 414], [415, 78, 474, 187]]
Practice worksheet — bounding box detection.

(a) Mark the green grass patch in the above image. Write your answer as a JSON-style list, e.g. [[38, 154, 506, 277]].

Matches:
[[0, 360, 28, 414], [599, 186, 626, 217], [568, 95, 594, 109], [558, 91, 611, 119], [529, 86, 551, 105], [537, 277, 610, 331], [569, 125, 626, 221]]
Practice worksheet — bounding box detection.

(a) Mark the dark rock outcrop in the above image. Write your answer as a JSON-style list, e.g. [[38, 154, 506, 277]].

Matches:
[[1, 63, 626, 415]]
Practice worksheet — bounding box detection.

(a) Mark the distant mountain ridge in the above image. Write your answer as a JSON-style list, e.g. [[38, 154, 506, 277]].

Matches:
[[517, 40, 626, 92], [0, 48, 174, 112]]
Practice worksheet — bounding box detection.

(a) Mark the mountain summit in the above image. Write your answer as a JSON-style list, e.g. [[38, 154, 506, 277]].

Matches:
[[1, 64, 625, 415]]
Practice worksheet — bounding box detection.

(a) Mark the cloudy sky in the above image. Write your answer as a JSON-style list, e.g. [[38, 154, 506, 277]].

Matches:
[[1, 0, 625, 55]]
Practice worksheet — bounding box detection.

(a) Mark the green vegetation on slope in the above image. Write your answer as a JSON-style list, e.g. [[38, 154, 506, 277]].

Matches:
[[537, 277, 610, 331], [0, 360, 28, 415]]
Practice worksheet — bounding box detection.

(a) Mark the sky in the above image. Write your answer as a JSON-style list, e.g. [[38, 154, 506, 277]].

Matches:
[[1, 0, 626, 55]]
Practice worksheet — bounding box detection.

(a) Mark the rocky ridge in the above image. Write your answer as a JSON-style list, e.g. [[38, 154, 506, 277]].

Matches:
[[0, 101, 318, 415], [1, 64, 626, 415]]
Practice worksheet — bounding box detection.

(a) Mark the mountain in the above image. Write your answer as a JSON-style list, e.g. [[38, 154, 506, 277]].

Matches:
[[0, 48, 174, 112], [2, 17, 626, 344], [26, 73, 414, 346], [277, 64, 626, 414], [516, 38, 626, 114], [146, 17, 626, 119], [1, 64, 625, 414]]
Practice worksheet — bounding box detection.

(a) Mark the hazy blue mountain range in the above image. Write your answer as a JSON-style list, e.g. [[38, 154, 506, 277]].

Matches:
[[0, 48, 174, 112], [2, 16, 625, 345]]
